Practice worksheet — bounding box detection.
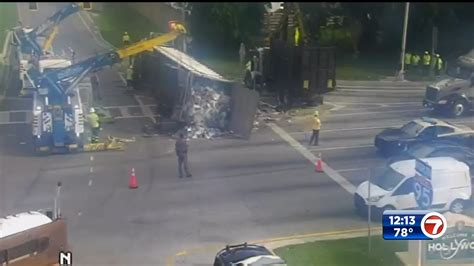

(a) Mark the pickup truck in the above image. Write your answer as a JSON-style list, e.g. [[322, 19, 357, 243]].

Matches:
[[423, 49, 474, 117]]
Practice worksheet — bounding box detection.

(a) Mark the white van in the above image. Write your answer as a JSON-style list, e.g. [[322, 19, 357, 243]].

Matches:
[[354, 157, 472, 215]]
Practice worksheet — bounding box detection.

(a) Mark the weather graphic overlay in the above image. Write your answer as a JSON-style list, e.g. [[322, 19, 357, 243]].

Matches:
[[383, 210, 447, 240]]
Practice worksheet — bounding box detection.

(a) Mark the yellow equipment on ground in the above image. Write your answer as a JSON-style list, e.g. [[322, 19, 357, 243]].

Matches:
[[82, 135, 136, 152]]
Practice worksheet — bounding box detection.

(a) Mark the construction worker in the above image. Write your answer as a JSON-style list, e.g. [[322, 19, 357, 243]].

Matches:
[[412, 53, 421, 74], [294, 26, 301, 46], [175, 132, 192, 178], [422, 51, 431, 76], [404, 52, 412, 72], [126, 65, 134, 90], [122, 31, 130, 46], [434, 54, 443, 76], [87, 108, 100, 143], [309, 111, 321, 146]]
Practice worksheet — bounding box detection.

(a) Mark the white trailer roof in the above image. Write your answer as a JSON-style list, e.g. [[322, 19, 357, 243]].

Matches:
[[0, 211, 53, 239], [154, 46, 231, 83]]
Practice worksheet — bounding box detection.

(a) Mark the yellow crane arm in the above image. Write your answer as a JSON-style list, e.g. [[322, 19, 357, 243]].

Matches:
[[43, 25, 59, 52], [116, 22, 186, 59]]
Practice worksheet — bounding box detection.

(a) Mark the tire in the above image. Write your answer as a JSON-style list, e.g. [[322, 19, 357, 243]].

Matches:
[[451, 100, 468, 118], [449, 199, 465, 214]]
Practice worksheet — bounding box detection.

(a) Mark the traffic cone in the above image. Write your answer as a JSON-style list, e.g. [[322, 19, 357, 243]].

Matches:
[[129, 168, 138, 189], [315, 153, 323, 173]]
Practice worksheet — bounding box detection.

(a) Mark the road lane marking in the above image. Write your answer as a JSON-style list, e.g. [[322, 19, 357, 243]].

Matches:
[[326, 101, 422, 105], [77, 10, 111, 50], [331, 104, 420, 112], [337, 85, 424, 90], [336, 167, 369, 173], [135, 95, 157, 124], [337, 89, 424, 93], [118, 72, 127, 85], [329, 108, 425, 117], [268, 123, 356, 194], [309, 144, 374, 152]]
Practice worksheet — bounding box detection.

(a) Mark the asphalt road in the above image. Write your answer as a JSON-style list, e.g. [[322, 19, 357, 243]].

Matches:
[[2, 4, 365, 266], [1, 3, 472, 266]]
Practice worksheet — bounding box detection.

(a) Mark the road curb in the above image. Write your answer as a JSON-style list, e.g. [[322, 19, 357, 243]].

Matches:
[[337, 79, 431, 89], [262, 227, 383, 252]]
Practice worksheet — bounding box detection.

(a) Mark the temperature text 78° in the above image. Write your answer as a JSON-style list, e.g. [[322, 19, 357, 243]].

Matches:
[[394, 228, 413, 237]]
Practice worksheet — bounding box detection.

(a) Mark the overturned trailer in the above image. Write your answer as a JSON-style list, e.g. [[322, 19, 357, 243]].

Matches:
[[137, 47, 259, 139]]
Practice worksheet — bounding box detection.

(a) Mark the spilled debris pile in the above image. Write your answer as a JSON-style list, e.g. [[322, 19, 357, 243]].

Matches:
[[253, 101, 282, 130], [184, 83, 232, 139]]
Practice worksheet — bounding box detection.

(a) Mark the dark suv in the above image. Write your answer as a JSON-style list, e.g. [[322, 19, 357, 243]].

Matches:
[[213, 243, 286, 266]]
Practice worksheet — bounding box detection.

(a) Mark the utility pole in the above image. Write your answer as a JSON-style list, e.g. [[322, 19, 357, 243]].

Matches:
[[397, 2, 410, 81]]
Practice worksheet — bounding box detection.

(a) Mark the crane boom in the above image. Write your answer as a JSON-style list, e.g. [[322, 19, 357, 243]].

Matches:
[[28, 22, 187, 99], [13, 3, 82, 56], [42, 26, 59, 52], [31, 3, 82, 37]]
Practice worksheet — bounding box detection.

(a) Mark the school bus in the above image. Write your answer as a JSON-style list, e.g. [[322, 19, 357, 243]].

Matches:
[[0, 211, 69, 266]]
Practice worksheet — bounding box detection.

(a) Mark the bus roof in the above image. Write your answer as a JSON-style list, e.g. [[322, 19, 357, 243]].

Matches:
[[0, 211, 53, 239]]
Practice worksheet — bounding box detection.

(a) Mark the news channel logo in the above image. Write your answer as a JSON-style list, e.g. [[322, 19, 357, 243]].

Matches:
[[383, 210, 447, 240]]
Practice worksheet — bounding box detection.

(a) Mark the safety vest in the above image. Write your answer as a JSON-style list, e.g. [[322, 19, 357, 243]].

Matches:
[[436, 57, 443, 70], [412, 55, 420, 66], [312, 117, 321, 130], [122, 33, 130, 42], [294, 27, 300, 46], [422, 54, 431, 66], [87, 113, 100, 128], [246, 61, 251, 71], [404, 53, 412, 65]]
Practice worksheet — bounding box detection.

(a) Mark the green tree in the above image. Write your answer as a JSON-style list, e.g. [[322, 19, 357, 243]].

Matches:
[[188, 3, 267, 56]]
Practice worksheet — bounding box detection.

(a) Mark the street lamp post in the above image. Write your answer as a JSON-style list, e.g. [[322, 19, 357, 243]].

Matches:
[[397, 2, 410, 81]]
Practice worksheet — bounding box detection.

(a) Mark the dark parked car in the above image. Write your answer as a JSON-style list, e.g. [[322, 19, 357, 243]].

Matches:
[[213, 243, 286, 266], [387, 140, 474, 176], [375, 117, 474, 156]]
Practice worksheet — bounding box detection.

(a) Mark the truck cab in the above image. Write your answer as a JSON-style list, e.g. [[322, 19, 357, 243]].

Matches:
[[32, 82, 85, 155], [423, 49, 474, 117]]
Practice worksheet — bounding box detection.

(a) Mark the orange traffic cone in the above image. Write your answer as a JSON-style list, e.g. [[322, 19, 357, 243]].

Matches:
[[315, 153, 323, 173], [129, 168, 138, 189]]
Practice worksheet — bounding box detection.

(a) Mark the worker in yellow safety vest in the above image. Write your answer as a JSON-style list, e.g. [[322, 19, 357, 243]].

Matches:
[[122, 32, 130, 46], [404, 52, 412, 72], [294, 26, 301, 47], [434, 54, 443, 76], [87, 108, 101, 143], [309, 111, 321, 146], [411, 53, 421, 74], [422, 51, 431, 76]]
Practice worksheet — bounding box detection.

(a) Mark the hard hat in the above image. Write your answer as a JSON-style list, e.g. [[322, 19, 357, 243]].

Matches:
[[424, 51, 429, 54], [436, 54, 440, 57], [124, 32, 128, 35], [90, 107, 96, 113], [314, 111, 319, 116]]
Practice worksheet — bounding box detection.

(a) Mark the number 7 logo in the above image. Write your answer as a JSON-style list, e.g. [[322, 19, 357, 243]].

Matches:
[[421, 212, 447, 239]]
